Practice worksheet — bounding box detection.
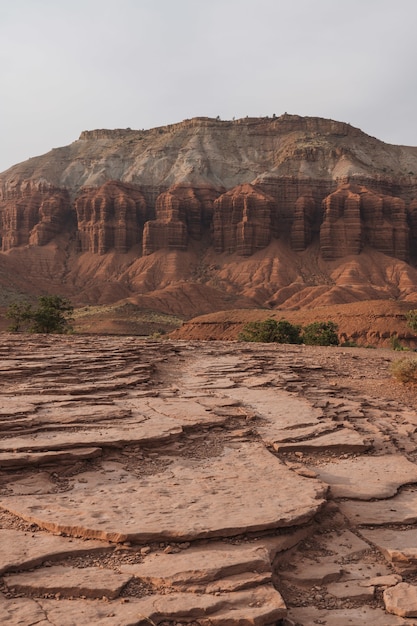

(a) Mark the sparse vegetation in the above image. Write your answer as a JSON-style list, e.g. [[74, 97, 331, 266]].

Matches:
[[6, 295, 74, 334], [302, 321, 339, 346], [391, 357, 417, 384], [238, 318, 339, 346], [238, 318, 302, 344]]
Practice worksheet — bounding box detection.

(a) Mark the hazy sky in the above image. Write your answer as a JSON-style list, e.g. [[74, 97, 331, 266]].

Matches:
[[1, 0, 417, 172]]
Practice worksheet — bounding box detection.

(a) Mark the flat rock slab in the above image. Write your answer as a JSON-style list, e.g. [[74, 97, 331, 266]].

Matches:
[[340, 489, 417, 525], [0, 447, 102, 469], [285, 606, 415, 625], [384, 583, 417, 617], [4, 565, 132, 599], [311, 455, 417, 499], [327, 580, 375, 600], [33, 586, 287, 625], [280, 530, 371, 585], [274, 428, 370, 453], [120, 533, 306, 588], [226, 388, 325, 445], [0, 529, 111, 575], [0, 416, 183, 452], [361, 528, 417, 572], [0, 444, 326, 542]]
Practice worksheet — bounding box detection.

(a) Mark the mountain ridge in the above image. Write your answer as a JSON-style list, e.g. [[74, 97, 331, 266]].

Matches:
[[0, 114, 416, 322]]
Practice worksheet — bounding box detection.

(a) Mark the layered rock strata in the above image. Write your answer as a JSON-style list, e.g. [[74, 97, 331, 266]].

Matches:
[[1, 337, 417, 623]]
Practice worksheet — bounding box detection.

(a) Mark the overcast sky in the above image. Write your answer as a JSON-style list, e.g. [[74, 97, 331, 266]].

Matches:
[[1, 0, 417, 172]]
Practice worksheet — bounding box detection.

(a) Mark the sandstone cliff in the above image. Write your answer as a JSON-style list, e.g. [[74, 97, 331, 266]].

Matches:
[[0, 115, 416, 314]]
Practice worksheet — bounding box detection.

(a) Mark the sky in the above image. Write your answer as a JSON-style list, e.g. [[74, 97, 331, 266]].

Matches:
[[1, 0, 417, 172]]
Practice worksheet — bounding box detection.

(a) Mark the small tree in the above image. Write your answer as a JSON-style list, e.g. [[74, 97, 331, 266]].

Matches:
[[6, 300, 33, 332], [6, 295, 73, 334], [302, 321, 339, 346], [238, 318, 302, 344]]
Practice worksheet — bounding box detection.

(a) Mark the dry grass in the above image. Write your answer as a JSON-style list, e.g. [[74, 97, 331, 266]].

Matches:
[[391, 357, 417, 384]]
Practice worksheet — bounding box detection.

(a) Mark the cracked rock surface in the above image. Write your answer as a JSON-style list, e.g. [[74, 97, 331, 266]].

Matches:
[[1, 335, 417, 624]]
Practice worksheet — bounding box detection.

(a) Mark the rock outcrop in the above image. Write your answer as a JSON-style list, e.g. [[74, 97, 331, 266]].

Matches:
[[0, 115, 416, 311], [1, 335, 417, 623], [143, 184, 219, 255], [213, 183, 275, 255], [75, 181, 147, 254], [320, 184, 410, 261], [0, 184, 71, 251]]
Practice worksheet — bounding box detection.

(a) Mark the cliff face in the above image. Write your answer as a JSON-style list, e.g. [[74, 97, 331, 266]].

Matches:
[[75, 181, 147, 254], [0, 115, 416, 313], [0, 184, 71, 251], [320, 184, 410, 261]]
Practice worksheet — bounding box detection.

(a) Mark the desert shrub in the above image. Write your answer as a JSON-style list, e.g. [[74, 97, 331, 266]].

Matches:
[[391, 358, 417, 384], [238, 318, 302, 344], [302, 321, 339, 346], [406, 310, 417, 333], [340, 340, 359, 348], [6, 295, 73, 334]]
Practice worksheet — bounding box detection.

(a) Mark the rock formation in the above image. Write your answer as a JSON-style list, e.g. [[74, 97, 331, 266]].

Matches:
[[75, 181, 147, 254], [0, 184, 71, 251], [213, 183, 275, 255], [320, 184, 410, 261], [0, 115, 416, 311], [1, 335, 417, 623]]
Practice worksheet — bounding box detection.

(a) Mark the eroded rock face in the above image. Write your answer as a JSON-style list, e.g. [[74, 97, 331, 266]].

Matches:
[[75, 180, 147, 254], [0, 185, 71, 251], [213, 183, 275, 255], [142, 184, 219, 255], [290, 193, 318, 251], [320, 184, 410, 261]]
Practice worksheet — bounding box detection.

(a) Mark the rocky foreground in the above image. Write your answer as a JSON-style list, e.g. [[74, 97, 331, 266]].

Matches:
[[1, 336, 417, 624]]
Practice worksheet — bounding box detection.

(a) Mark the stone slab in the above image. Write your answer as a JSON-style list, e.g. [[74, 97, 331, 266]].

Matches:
[[360, 528, 417, 572], [285, 606, 415, 625], [0, 417, 183, 452], [327, 580, 375, 599], [273, 428, 370, 453], [34, 586, 287, 625], [121, 542, 271, 586], [0, 444, 326, 542], [0, 447, 102, 469], [384, 583, 417, 617], [120, 534, 305, 588], [340, 489, 417, 525], [311, 455, 417, 499], [4, 565, 132, 600], [0, 529, 111, 575]]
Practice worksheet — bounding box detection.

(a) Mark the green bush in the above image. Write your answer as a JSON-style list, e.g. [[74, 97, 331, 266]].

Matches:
[[238, 318, 302, 344], [302, 321, 339, 346], [391, 358, 417, 384], [6, 295, 73, 334]]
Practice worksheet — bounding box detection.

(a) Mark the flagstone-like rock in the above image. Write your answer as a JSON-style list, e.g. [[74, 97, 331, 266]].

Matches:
[[360, 529, 417, 573], [33, 586, 287, 625], [273, 427, 370, 453], [285, 606, 414, 625], [120, 532, 307, 589], [0, 444, 326, 542], [0, 447, 102, 469], [340, 489, 417, 525], [311, 455, 417, 499], [4, 565, 132, 599], [0, 529, 111, 575], [384, 583, 417, 617]]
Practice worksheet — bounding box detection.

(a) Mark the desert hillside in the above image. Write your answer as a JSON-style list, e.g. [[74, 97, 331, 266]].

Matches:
[[0, 114, 416, 328]]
